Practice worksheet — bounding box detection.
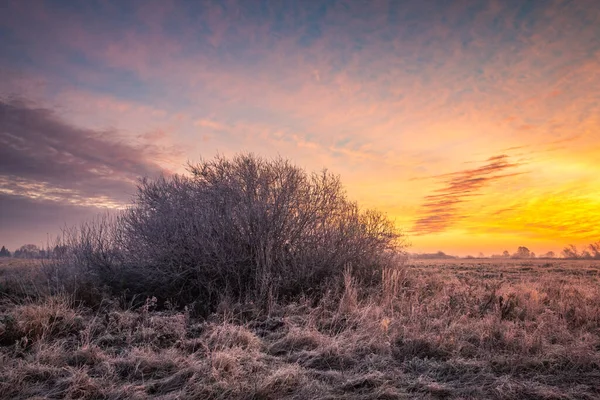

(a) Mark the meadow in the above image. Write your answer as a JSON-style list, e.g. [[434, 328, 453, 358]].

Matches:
[[2, 257, 600, 400]]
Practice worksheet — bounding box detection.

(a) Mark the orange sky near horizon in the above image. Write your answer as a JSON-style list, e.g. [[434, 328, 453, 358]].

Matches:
[[0, 0, 599, 256]]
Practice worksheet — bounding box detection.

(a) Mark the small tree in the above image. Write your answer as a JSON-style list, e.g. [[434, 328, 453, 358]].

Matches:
[[581, 250, 593, 259], [512, 246, 532, 259], [540, 251, 555, 259], [0, 246, 10, 257], [14, 244, 41, 259], [562, 244, 579, 259]]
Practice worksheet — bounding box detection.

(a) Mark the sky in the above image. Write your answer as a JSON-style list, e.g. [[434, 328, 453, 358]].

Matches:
[[0, 0, 599, 257]]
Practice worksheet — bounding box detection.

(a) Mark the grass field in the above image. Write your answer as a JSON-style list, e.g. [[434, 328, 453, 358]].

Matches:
[[1, 258, 600, 399]]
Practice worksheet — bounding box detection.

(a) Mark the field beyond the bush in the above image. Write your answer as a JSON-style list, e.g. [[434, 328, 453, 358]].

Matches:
[[2, 258, 600, 399]]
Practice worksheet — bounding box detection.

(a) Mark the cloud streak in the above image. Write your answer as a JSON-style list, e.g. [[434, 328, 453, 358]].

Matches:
[[412, 155, 525, 235], [0, 99, 169, 206]]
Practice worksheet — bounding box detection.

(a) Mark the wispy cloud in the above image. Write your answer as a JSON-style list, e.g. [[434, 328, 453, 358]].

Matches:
[[412, 155, 525, 235]]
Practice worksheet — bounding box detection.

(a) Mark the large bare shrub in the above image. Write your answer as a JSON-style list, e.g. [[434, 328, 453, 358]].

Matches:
[[59, 154, 405, 310]]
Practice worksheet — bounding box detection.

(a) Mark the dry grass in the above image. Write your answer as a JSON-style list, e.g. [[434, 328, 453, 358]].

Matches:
[[2, 258, 600, 399]]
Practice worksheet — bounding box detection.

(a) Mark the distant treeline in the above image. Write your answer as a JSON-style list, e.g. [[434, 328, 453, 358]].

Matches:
[[411, 242, 600, 260], [5, 242, 600, 261], [493, 243, 600, 260], [0, 244, 67, 259], [560, 243, 600, 260], [410, 251, 458, 260], [4, 240, 599, 263]]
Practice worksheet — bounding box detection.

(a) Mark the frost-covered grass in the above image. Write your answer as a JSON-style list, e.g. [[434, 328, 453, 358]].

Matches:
[[1, 258, 600, 399]]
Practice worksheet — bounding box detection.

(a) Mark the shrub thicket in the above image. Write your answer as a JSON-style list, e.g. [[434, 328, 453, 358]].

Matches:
[[52, 154, 405, 311]]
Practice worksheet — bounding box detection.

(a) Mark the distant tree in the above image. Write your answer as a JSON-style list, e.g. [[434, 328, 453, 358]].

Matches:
[[502, 250, 510, 258], [512, 246, 532, 259], [0, 246, 10, 257], [412, 251, 457, 260], [53, 245, 68, 257], [14, 244, 41, 259], [540, 251, 555, 259], [562, 244, 579, 259], [478, 252, 485, 258]]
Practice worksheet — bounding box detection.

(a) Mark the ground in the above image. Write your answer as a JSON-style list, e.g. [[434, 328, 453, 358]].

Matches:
[[1, 258, 600, 399]]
